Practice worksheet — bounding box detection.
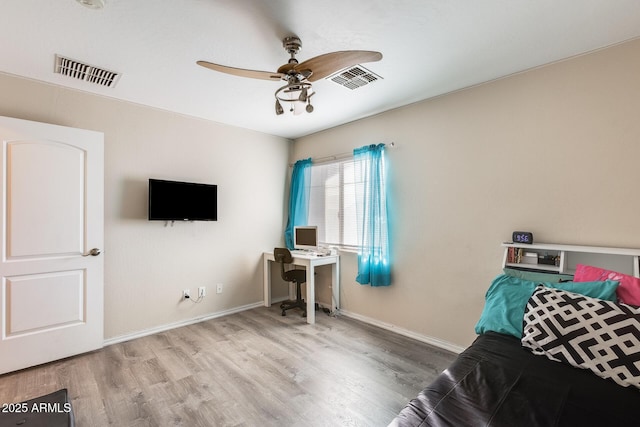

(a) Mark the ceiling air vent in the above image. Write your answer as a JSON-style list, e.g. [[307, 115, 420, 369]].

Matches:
[[54, 55, 121, 88], [327, 65, 382, 90]]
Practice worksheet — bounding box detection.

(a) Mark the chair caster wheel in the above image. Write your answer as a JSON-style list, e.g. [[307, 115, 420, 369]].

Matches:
[[281, 310, 286, 316], [302, 312, 307, 317]]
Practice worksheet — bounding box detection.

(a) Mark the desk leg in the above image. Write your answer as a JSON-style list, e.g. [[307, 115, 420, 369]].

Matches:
[[263, 257, 271, 307], [332, 260, 340, 314], [306, 264, 315, 324]]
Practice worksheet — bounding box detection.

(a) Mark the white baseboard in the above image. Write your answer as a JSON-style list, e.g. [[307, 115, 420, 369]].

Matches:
[[103, 301, 264, 347], [338, 309, 465, 354], [103, 301, 466, 355]]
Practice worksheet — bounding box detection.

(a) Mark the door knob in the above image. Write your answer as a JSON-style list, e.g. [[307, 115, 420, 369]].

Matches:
[[82, 248, 102, 257]]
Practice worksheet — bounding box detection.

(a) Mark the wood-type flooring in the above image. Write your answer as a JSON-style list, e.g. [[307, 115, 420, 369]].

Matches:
[[0, 306, 457, 426]]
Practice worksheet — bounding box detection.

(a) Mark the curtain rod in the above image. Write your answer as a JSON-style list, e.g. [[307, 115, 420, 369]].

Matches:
[[289, 141, 396, 167]]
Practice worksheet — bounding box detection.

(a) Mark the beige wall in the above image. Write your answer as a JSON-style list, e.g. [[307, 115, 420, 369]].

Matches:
[[2, 37, 639, 350], [293, 39, 640, 348], [0, 74, 291, 340]]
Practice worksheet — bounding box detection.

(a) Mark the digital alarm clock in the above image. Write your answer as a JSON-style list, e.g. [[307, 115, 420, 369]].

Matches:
[[512, 231, 533, 244]]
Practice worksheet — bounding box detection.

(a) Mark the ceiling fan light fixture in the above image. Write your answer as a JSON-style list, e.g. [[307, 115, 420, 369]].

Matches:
[[275, 80, 314, 116], [275, 99, 284, 115], [293, 102, 304, 115], [299, 87, 308, 102]]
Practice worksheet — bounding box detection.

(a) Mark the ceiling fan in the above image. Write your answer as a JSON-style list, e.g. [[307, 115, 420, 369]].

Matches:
[[197, 36, 382, 115]]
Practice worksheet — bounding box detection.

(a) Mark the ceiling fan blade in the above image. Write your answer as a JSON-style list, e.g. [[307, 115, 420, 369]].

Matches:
[[277, 63, 296, 74], [295, 51, 382, 82], [197, 61, 283, 81]]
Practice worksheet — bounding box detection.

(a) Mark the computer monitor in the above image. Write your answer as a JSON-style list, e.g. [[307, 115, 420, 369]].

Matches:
[[293, 226, 318, 251]]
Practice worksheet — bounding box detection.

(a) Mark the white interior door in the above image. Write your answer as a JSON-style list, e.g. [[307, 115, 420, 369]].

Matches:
[[0, 116, 104, 375]]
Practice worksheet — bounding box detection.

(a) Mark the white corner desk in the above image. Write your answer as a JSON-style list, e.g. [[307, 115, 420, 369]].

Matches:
[[263, 251, 340, 324]]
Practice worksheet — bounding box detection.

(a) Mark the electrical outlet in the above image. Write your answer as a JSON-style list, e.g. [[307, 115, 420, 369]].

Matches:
[[216, 283, 223, 294], [198, 286, 206, 298], [183, 289, 190, 300]]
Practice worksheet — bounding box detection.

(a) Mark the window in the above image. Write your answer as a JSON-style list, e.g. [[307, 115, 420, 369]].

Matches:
[[308, 157, 363, 250], [304, 143, 390, 286]]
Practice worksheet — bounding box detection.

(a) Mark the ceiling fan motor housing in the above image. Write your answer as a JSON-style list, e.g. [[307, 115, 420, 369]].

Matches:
[[283, 36, 302, 64]]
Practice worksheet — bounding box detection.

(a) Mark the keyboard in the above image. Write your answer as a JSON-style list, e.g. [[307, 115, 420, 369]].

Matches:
[[290, 250, 315, 256]]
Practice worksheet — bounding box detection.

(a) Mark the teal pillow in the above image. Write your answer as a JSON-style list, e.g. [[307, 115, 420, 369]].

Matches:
[[503, 267, 574, 283], [474, 274, 619, 338]]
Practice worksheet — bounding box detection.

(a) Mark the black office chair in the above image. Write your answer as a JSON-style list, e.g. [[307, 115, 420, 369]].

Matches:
[[274, 247, 307, 317]]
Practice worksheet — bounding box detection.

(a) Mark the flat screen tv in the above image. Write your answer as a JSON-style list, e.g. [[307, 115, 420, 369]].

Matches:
[[148, 179, 217, 221]]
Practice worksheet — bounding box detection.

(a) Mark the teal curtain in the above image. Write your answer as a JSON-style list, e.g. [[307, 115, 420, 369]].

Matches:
[[285, 158, 312, 249], [354, 144, 391, 286]]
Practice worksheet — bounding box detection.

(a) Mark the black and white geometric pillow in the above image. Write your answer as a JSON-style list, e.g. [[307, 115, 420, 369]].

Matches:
[[522, 285, 640, 390]]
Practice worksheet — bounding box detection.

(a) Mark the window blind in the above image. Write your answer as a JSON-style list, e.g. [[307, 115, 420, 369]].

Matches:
[[308, 156, 365, 249]]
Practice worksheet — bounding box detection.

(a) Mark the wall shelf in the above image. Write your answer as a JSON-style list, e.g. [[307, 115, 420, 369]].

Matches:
[[501, 242, 640, 278]]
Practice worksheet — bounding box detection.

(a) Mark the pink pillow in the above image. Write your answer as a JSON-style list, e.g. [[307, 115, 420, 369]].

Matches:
[[573, 264, 640, 306]]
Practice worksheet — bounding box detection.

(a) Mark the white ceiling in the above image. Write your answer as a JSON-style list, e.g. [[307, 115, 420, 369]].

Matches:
[[2, 1, 640, 139]]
